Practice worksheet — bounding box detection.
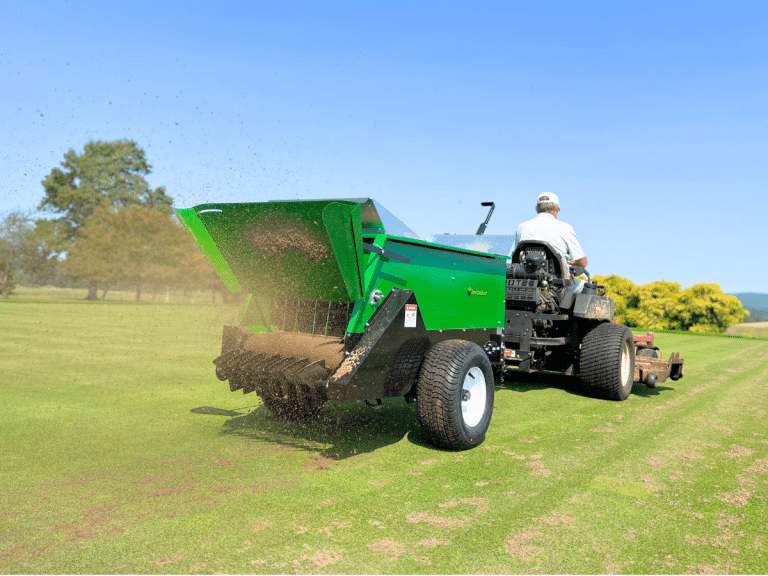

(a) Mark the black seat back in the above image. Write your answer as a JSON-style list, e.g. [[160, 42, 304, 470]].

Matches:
[[511, 241, 567, 278]]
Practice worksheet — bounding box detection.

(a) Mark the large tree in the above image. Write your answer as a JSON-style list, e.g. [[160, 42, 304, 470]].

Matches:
[[39, 139, 173, 299], [677, 283, 748, 333], [64, 206, 223, 302]]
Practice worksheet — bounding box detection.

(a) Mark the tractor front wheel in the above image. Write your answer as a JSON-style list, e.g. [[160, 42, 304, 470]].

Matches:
[[580, 323, 635, 401], [416, 340, 494, 450]]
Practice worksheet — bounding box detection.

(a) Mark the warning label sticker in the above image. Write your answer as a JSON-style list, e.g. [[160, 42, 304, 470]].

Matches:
[[405, 304, 417, 328]]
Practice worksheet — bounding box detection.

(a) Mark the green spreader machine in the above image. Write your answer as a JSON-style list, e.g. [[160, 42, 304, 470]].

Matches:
[[177, 198, 649, 451]]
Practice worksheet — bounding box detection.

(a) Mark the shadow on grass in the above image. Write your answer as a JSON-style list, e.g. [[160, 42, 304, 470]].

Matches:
[[500, 370, 674, 399], [501, 370, 586, 397], [190, 406, 246, 417], [194, 398, 428, 460]]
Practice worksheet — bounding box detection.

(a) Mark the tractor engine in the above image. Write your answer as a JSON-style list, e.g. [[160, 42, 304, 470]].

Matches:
[[506, 252, 562, 316]]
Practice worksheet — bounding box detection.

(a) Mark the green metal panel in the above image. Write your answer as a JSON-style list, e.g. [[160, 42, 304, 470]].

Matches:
[[178, 198, 507, 337], [175, 200, 365, 302], [175, 207, 242, 292], [349, 235, 507, 333], [321, 202, 364, 301]]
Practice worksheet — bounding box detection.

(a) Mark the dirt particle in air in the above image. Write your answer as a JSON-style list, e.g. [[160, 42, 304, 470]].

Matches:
[[251, 220, 328, 263]]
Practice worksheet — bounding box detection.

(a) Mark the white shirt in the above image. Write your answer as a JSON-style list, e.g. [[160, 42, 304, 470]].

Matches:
[[512, 212, 586, 264]]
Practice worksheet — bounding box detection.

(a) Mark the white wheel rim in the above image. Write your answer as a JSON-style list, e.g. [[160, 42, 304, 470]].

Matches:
[[462, 366, 487, 428], [620, 339, 632, 389]]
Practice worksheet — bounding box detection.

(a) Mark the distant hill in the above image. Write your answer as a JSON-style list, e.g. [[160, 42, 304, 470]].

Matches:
[[732, 292, 768, 322]]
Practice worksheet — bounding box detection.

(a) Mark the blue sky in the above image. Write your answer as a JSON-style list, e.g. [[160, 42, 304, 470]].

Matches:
[[2, 0, 766, 293]]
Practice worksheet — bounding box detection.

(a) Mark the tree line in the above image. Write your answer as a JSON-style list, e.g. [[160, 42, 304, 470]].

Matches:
[[1, 139, 224, 301], [593, 275, 747, 333], [0, 139, 751, 330]]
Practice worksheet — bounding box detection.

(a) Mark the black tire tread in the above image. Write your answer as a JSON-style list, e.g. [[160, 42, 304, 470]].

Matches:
[[416, 340, 493, 450], [636, 348, 659, 358], [384, 339, 430, 398], [580, 323, 635, 401]]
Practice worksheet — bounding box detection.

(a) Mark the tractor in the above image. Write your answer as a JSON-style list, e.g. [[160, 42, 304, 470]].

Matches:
[[177, 198, 683, 450]]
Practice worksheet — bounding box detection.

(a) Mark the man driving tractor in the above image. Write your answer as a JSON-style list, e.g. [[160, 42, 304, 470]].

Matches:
[[512, 191, 588, 293]]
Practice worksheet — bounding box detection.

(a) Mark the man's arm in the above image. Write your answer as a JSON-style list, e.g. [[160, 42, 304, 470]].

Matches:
[[562, 223, 587, 268], [568, 256, 588, 267]]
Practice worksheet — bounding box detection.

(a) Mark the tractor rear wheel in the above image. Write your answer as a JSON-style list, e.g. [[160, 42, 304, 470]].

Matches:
[[416, 340, 494, 450], [580, 323, 635, 401]]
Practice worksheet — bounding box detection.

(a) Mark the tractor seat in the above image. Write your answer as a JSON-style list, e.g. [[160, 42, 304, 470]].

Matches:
[[511, 241, 568, 278]]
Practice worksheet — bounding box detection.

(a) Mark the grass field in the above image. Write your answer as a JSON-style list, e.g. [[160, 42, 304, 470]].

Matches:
[[1, 296, 767, 574], [10, 285, 225, 305], [727, 321, 768, 339]]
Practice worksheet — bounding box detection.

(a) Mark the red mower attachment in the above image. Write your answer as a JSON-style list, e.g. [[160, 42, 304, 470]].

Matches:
[[633, 332, 684, 388]]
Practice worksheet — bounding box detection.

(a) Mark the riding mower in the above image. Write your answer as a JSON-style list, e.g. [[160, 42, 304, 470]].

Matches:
[[177, 198, 683, 450]]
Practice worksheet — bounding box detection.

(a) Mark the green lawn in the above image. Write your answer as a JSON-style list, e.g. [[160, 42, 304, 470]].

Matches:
[[726, 322, 768, 339], [1, 298, 766, 574]]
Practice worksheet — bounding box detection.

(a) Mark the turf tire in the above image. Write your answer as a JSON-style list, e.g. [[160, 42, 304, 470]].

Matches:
[[580, 323, 635, 401], [636, 348, 659, 358], [416, 340, 494, 450]]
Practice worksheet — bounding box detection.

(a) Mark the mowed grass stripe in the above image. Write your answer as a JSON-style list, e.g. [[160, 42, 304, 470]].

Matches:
[[481, 335, 767, 573], [1, 301, 766, 574]]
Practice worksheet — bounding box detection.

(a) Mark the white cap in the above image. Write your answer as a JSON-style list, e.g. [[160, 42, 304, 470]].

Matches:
[[537, 192, 559, 206]]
